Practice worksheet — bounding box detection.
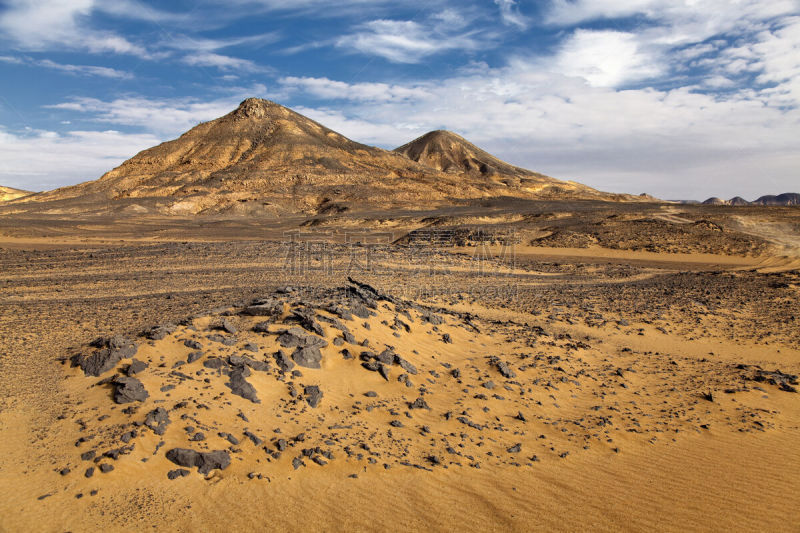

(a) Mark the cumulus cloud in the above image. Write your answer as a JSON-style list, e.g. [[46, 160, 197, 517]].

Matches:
[[0, 0, 152, 57], [549, 30, 663, 87]]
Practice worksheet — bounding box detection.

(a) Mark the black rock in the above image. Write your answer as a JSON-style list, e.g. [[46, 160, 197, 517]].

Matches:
[[376, 349, 395, 365], [442, 333, 452, 344], [99, 463, 114, 473], [277, 327, 327, 349], [304, 385, 323, 408], [187, 351, 203, 364], [203, 357, 229, 371], [219, 432, 240, 445], [507, 443, 522, 453], [226, 367, 260, 403], [409, 397, 430, 410], [292, 346, 323, 369], [112, 376, 149, 404], [74, 336, 138, 377], [127, 358, 148, 376], [167, 468, 190, 480], [364, 391, 378, 398], [184, 339, 202, 350], [253, 321, 271, 333], [84, 467, 95, 478], [80, 450, 96, 461], [395, 356, 418, 375], [144, 407, 170, 435], [145, 324, 176, 341], [221, 319, 238, 334], [229, 355, 269, 372], [275, 439, 288, 452], [165, 448, 231, 475], [190, 432, 206, 442], [291, 309, 325, 337], [497, 361, 516, 379], [242, 301, 283, 317], [273, 350, 295, 372], [243, 430, 263, 445]]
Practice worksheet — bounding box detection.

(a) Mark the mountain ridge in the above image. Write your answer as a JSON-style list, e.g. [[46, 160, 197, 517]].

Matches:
[[5, 98, 643, 216]]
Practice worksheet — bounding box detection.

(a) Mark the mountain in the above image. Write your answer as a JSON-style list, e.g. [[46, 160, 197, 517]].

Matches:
[[395, 130, 552, 187], [728, 196, 750, 206], [6, 98, 640, 216], [0, 186, 33, 202], [752, 193, 800, 206]]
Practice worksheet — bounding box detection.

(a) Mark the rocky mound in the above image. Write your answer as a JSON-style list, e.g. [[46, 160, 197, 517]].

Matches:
[[7, 99, 640, 216], [51, 280, 795, 494]]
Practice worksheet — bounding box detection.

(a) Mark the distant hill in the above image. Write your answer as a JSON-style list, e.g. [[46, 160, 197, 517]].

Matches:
[[6, 98, 649, 216], [0, 185, 33, 202], [752, 193, 800, 206], [702, 197, 726, 205], [701, 193, 799, 206]]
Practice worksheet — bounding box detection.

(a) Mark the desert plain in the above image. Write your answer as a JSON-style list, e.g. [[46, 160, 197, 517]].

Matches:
[[0, 100, 799, 532], [1, 200, 799, 532]]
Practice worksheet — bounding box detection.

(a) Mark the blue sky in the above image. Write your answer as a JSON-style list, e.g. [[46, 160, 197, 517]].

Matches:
[[0, 0, 798, 200]]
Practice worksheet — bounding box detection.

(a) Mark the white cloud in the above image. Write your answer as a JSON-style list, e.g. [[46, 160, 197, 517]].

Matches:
[[335, 15, 488, 63], [494, 0, 528, 29], [550, 30, 663, 87], [164, 32, 280, 53], [37, 59, 133, 79], [0, 127, 160, 190], [0, 55, 23, 64], [0, 0, 151, 57], [546, 0, 798, 34], [181, 52, 264, 72], [0, 55, 133, 78], [280, 76, 429, 102]]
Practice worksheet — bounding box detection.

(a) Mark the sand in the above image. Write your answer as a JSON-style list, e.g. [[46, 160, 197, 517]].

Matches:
[[1, 230, 798, 532]]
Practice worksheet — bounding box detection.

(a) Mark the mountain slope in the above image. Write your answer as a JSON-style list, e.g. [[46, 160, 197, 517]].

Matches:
[[7, 98, 636, 216], [0, 186, 33, 202]]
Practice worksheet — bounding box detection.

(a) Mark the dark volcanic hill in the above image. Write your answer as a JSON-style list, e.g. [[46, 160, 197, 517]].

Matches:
[[753, 193, 800, 206], [6, 98, 637, 216], [702, 193, 799, 207]]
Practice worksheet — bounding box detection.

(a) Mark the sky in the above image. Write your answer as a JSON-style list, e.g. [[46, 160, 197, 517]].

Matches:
[[0, 0, 798, 200]]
